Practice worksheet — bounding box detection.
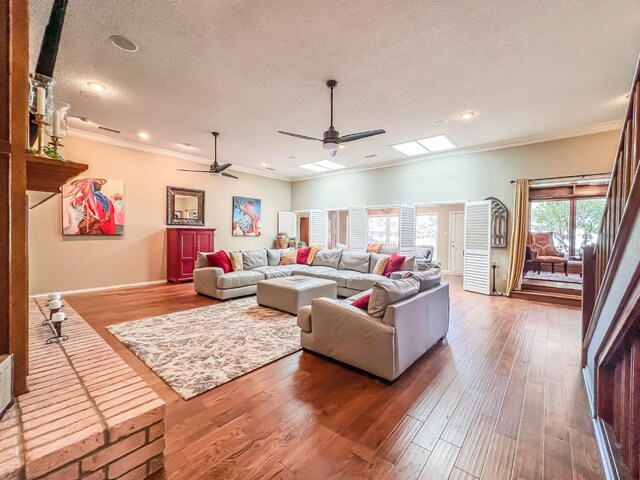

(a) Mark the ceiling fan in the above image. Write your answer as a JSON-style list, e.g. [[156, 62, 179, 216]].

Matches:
[[278, 80, 385, 157], [176, 131, 238, 179]]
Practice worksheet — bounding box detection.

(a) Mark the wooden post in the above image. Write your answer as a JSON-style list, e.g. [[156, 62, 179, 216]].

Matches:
[[0, 0, 30, 396], [581, 244, 596, 366]]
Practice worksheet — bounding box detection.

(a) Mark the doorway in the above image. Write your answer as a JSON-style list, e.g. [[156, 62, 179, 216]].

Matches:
[[449, 211, 464, 274]]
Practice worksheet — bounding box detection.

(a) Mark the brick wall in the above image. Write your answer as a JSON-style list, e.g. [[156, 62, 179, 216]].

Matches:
[[0, 299, 166, 480]]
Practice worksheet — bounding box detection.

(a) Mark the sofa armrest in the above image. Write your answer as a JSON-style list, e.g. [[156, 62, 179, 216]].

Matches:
[[389, 270, 411, 280], [193, 267, 224, 297]]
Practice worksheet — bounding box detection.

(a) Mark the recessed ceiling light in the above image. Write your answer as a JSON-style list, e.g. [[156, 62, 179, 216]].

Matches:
[[432, 119, 447, 126], [138, 132, 150, 139], [109, 35, 139, 52], [391, 141, 428, 156], [298, 163, 328, 172], [417, 134, 457, 152], [260, 162, 268, 167], [87, 82, 106, 93], [288, 155, 296, 159], [80, 90, 99, 98], [314, 160, 346, 170], [78, 116, 91, 123], [180, 142, 192, 149], [459, 111, 475, 120], [364, 154, 378, 158]]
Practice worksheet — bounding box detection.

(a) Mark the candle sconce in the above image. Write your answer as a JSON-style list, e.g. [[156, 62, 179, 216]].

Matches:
[[44, 101, 69, 161], [46, 312, 68, 344], [490, 261, 504, 297], [28, 73, 55, 156], [45, 301, 65, 325]]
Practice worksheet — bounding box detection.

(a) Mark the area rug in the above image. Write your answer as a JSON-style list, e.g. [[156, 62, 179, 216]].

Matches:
[[107, 297, 300, 400], [524, 270, 582, 284]]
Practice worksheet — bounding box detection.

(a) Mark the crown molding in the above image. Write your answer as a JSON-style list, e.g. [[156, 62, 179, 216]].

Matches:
[[67, 127, 292, 182], [291, 119, 624, 182]]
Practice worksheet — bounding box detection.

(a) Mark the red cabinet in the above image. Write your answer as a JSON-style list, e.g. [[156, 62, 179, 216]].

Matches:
[[167, 228, 215, 283]]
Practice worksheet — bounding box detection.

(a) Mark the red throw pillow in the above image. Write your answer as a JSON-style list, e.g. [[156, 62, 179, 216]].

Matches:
[[384, 253, 406, 277], [351, 293, 371, 310], [206, 250, 232, 273], [297, 247, 312, 264]]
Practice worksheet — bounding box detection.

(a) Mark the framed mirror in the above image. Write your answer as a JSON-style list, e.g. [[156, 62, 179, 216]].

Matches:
[[166, 186, 205, 226]]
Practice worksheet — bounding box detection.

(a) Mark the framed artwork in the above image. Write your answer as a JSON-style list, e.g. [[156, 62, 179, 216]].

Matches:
[[62, 177, 125, 235], [232, 196, 261, 236]]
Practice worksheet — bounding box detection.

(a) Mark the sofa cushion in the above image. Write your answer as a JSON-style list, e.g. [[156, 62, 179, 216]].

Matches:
[[351, 293, 371, 310], [372, 256, 389, 275], [306, 246, 322, 265], [291, 266, 337, 278], [216, 270, 265, 289], [346, 273, 389, 291], [280, 249, 297, 265], [229, 251, 244, 271], [406, 267, 442, 292], [312, 249, 343, 269], [316, 270, 363, 288], [368, 277, 420, 318], [243, 249, 268, 270], [297, 247, 312, 264], [384, 253, 406, 277], [206, 251, 232, 273], [339, 252, 371, 273], [252, 266, 293, 279], [196, 251, 214, 268], [267, 249, 282, 266]]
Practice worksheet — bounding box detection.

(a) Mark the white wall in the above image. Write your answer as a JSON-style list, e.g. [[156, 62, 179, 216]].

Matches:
[[291, 131, 619, 290]]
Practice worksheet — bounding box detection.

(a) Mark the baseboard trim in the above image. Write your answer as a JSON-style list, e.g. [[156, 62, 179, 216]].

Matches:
[[442, 270, 463, 276], [582, 367, 619, 480], [30, 280, 167, 298]]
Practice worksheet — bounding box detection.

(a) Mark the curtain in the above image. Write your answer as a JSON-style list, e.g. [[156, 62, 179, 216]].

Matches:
[[506, 178, 529, 296]]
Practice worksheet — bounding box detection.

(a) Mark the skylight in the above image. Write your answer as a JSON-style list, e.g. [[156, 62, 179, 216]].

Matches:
[[298, 163, 328, 172], [314, 160, 346, 170], [417, 134, 457, 152], [391, 141, 428, 156]]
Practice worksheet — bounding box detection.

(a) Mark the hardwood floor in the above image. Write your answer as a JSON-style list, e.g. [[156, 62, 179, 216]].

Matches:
[[64, 276, 604, 480]]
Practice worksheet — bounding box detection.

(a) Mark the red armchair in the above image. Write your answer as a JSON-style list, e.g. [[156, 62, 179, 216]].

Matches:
[[527, 232, 568, 275]]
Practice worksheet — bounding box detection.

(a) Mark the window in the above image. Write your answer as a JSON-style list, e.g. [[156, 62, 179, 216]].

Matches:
[[530, 200, 570, 255], [367, 215, 399, 246], [416, 213, 438, 259], [529, 189, 606, 258]]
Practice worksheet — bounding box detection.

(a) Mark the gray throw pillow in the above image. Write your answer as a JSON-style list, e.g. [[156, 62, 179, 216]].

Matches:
[[266, 249, 282, 266], [242, 249, 268, 270], [196, 252, 214, 268], [403, 256, 416, 271], [339, 252, 371, 273], [368, 277, 420, 318], [406, 267, 441, 292], [312, 249, 343, 269]]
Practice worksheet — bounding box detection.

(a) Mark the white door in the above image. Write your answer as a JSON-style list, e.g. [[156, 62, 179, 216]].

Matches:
[[463, 200, 492, 295], [347, 207, 367, 252], [278, 212, 296, 238], [398, 204, 417, 257], [449, 211, 465, 273], [308, 210, 328, 248]]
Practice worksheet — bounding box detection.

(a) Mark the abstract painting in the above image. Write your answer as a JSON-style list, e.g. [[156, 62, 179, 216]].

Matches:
[[232, 196, 261, 236], [62, 177, 125, 235]]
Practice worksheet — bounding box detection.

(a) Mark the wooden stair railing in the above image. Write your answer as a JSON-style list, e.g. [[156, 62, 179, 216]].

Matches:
[[582, 54, 640, 480]]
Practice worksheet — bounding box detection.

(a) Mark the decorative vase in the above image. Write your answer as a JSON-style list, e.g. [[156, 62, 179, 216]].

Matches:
[[276, 233, 289, 249]]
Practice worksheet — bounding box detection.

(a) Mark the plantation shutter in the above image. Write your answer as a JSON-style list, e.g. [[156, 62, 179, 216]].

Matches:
[[308, 210, 328, 248], [278, 212, 296, 238], [347, 207, 367, 252], [398, 204, 416, 257], [463, 200, 492, 294]]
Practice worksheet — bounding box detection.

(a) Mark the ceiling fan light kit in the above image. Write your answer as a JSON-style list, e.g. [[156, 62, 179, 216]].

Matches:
[[278, 80, 385, 158], [176, 131, 239, 179]]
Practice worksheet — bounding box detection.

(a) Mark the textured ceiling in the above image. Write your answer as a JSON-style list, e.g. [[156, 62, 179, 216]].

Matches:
[[29, 1, 640, 179]]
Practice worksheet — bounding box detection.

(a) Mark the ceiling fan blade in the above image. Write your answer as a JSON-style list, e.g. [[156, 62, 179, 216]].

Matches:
[[277, 131, 323, 142], [176, 169, 212, 173], [338, 129, 386, 143], [329, 149, 338, 157], [214, 163, 232, 173], [221, 172, 238, 179]]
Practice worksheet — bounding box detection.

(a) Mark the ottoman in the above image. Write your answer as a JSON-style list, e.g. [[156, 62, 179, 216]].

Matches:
[[257, 276, 337, 315]]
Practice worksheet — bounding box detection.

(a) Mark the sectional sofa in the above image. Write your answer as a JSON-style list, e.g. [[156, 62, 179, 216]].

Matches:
[[193, 248, 415, 300]]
